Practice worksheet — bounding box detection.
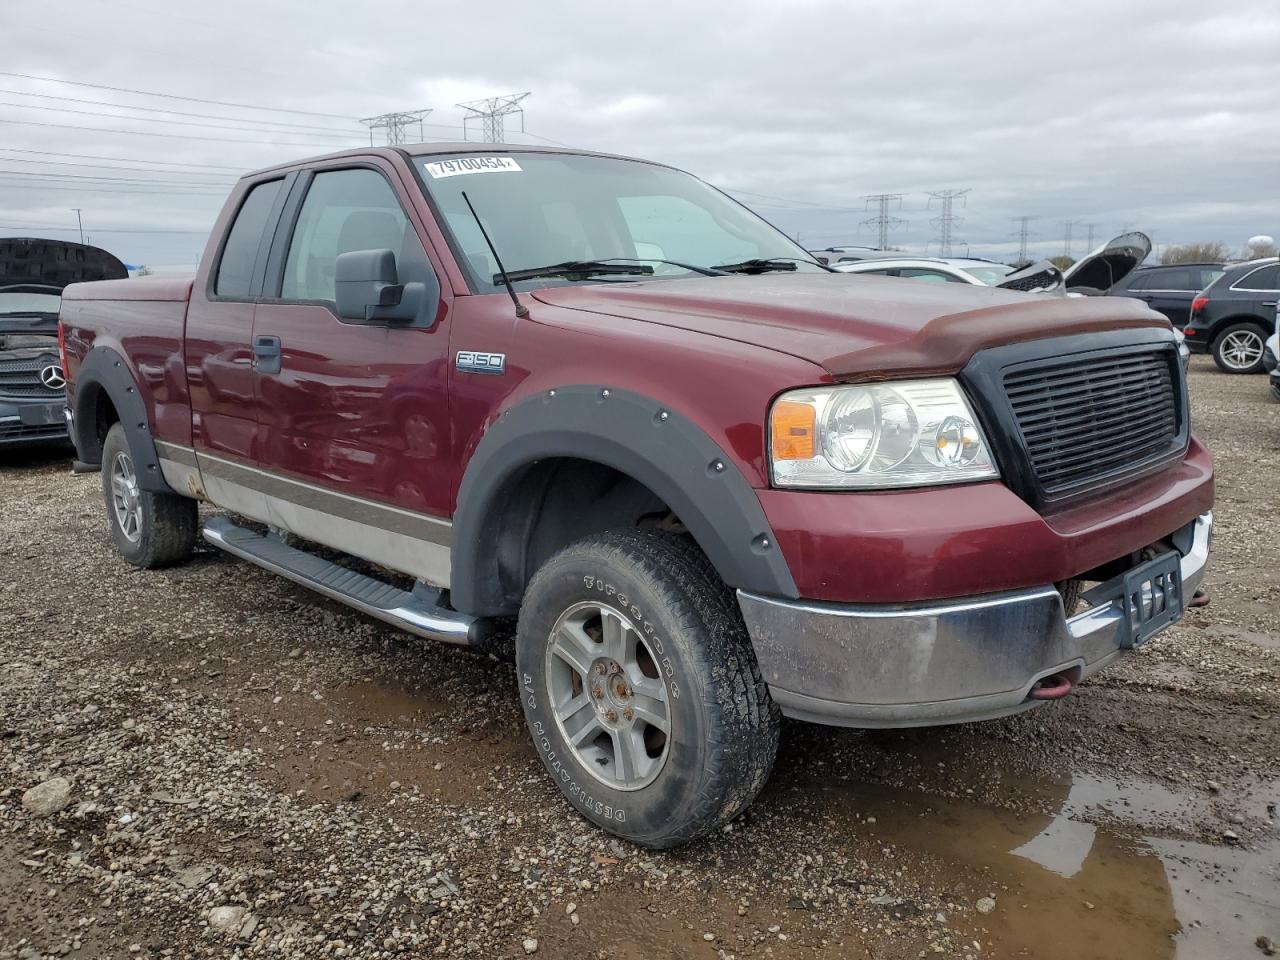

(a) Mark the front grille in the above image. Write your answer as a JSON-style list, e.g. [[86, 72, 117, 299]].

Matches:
[[1003, 347, 1182, 499], [0, 354, 61, 399]]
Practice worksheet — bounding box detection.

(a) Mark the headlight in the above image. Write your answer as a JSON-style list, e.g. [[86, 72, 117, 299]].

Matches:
[[770, 379, 998, 489]]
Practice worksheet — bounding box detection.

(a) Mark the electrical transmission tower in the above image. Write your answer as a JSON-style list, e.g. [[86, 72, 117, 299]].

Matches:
[[927, 189, 970, 257], [1061, 219, 1080, 258], [861, 193, 906, 249], [1084, 223, 1097, 251], [360, 109, 433, 145], [457, 92, 531, 143], [1012, 215, 1037, 262]]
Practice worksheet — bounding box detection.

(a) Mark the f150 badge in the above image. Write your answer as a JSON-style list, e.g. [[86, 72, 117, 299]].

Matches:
[[456, 351, 506, 375]]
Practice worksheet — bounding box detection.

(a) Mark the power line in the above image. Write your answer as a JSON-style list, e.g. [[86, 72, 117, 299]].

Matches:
[[0, 70, 358, 121], [927, 189, 970, 257], [0, 147, 242, 171], [0, 99, 359, 139], [861, 193, 906, 249], [0, 168, 232, 187], [0, 115, 364, 147], [0, 155, 239, 178], [0, 88, 366, 136], [521, 130, 574, 148], [0, 222, 209, 235], [0, 182, 227, 197], [727, 187, 864, 213], [458, 93, 531, 143]]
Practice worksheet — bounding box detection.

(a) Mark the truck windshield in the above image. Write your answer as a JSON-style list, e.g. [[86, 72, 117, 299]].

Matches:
[[415, 153, 823, 291]]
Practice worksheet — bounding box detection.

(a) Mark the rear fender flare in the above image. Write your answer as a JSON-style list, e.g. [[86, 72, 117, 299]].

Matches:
[[449, 385, 798, 616], [72, 345, 172, 493]]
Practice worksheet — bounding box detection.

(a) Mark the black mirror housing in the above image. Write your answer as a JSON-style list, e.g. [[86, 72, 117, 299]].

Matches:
[[334, 248, 440, 325]]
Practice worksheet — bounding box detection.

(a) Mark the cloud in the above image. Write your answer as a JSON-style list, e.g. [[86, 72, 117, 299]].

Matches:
[[1, 0, 1277, 265]]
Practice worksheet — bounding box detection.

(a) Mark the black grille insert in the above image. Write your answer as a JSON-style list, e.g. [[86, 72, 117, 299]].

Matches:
[[0, 354, 61, 399], [1002, 347, 1182, 499]]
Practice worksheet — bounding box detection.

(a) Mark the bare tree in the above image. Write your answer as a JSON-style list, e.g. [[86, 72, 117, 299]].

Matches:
[[1161, 242, 1231, 264]]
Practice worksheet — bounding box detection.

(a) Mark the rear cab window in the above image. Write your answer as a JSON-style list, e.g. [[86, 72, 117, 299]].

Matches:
[[214, 179, 284, 298]]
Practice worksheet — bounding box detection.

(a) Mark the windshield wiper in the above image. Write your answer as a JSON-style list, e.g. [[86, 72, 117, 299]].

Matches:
[[710, 257, 806, 275], [594, 257, 728, 277], [498, 260, 655, 284]]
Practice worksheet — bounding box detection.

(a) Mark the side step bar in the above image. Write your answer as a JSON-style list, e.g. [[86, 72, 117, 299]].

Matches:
[[202, 516, 490, 647]]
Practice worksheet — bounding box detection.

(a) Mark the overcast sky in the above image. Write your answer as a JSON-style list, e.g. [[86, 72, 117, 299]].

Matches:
[[2, 0, 1277, 268]]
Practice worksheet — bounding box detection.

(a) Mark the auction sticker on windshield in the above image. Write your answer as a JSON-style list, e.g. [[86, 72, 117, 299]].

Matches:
[[423, 157, 523, 178]]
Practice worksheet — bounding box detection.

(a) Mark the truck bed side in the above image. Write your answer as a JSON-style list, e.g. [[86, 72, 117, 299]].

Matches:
[[61, 276, 197, 465]]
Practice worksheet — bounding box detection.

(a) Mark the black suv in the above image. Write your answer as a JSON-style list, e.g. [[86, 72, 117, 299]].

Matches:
[[1182, 258, 1279, 373], [1, 238, 127, 446], [1108, 262, 1224, 326]]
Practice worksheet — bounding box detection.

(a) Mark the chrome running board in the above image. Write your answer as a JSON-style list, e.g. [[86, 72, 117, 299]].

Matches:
[[201, 515, 487, 647]]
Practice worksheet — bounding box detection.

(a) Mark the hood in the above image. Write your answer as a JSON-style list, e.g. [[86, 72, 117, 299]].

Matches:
[[1062, 231, 1152, 292], [0, 237, 129, 291], [530, 272, 1169, 378], [996, 260, 1065, 294]]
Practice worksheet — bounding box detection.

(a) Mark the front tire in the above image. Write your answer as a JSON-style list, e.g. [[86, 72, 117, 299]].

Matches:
[[101, 423, 197, 568], [516, 530, 779, 848], [1212, 322, 1266, 373]]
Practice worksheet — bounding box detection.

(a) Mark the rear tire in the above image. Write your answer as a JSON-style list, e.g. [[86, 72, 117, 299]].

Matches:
[[1212, 322, 1266, 374], [516, 529, 779, 848], [101, 423, 197, 568]]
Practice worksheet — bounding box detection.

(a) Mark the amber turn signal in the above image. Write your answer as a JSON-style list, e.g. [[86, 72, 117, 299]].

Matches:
[[771, 399, 816, 461]]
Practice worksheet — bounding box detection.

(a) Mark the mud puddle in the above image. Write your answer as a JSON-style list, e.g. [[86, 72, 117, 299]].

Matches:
[[784, 743, 1279, 960]]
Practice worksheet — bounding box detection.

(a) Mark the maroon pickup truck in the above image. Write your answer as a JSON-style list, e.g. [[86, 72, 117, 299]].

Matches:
[[59, 144, 1213, 848]]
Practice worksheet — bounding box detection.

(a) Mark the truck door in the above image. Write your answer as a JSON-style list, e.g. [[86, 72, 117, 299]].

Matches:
[[184, 174, 291, 515], [249, 159, 454, 583]]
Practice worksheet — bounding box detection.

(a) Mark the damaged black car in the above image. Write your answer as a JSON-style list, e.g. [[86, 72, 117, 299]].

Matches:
[[0, 238, 128, 448]]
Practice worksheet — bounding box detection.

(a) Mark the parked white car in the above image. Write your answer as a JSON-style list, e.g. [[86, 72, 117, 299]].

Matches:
[[833, 256, 1016, 285]]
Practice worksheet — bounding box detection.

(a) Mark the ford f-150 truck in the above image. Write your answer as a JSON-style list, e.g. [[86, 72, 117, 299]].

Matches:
[[59, 144, 1213, 848]]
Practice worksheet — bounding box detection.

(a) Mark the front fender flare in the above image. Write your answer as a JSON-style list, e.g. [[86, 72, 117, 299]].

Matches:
[[72, 345, 172, 493], [449, 385, 798, 616]]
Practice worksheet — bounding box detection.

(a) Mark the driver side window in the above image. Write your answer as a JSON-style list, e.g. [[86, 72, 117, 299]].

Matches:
[[281, 168, 426, 304]]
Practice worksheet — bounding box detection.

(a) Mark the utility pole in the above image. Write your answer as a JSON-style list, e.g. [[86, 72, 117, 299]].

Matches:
[[360, 109, 433, 145], [927, 189, 970, 257], [1061, 219, 1079, 259], [860, 193, 906, 249], [457, 92, 531, 143], [1012, 215, 1036, 263], [72, 208, 84, 244]]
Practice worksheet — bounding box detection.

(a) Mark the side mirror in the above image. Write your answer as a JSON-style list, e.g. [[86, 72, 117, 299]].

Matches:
[[334, 248, 439, 325]]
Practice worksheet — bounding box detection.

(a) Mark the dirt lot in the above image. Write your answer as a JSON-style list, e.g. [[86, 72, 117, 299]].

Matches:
[[1, 355, 1277, 960]]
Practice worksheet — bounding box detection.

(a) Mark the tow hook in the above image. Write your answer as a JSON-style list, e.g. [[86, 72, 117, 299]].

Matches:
[[1189, 588, 1210, 609], [1029, 672, 1074, 700]]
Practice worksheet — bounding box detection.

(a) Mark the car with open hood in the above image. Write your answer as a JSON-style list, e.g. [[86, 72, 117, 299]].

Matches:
[[834, 232, 1153, 299], [0, 238, 127, 447], [58, 145, 1212, 849]]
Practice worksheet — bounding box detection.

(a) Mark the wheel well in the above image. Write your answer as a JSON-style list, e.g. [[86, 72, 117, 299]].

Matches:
[[1210, 316, 1269, 345], [482, 457, 686, 615], [75, 381, 120, 464]]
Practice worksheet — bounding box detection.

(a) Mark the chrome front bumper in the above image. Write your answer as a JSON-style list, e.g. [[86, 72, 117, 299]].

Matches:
[[738, 511, 1212, 728]]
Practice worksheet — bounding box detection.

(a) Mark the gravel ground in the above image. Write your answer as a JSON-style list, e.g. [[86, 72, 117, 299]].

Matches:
[[1, 355, 1277, 960]]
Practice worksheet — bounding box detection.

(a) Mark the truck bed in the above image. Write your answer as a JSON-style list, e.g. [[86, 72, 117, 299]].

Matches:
[[60, 276, 197, 447]]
